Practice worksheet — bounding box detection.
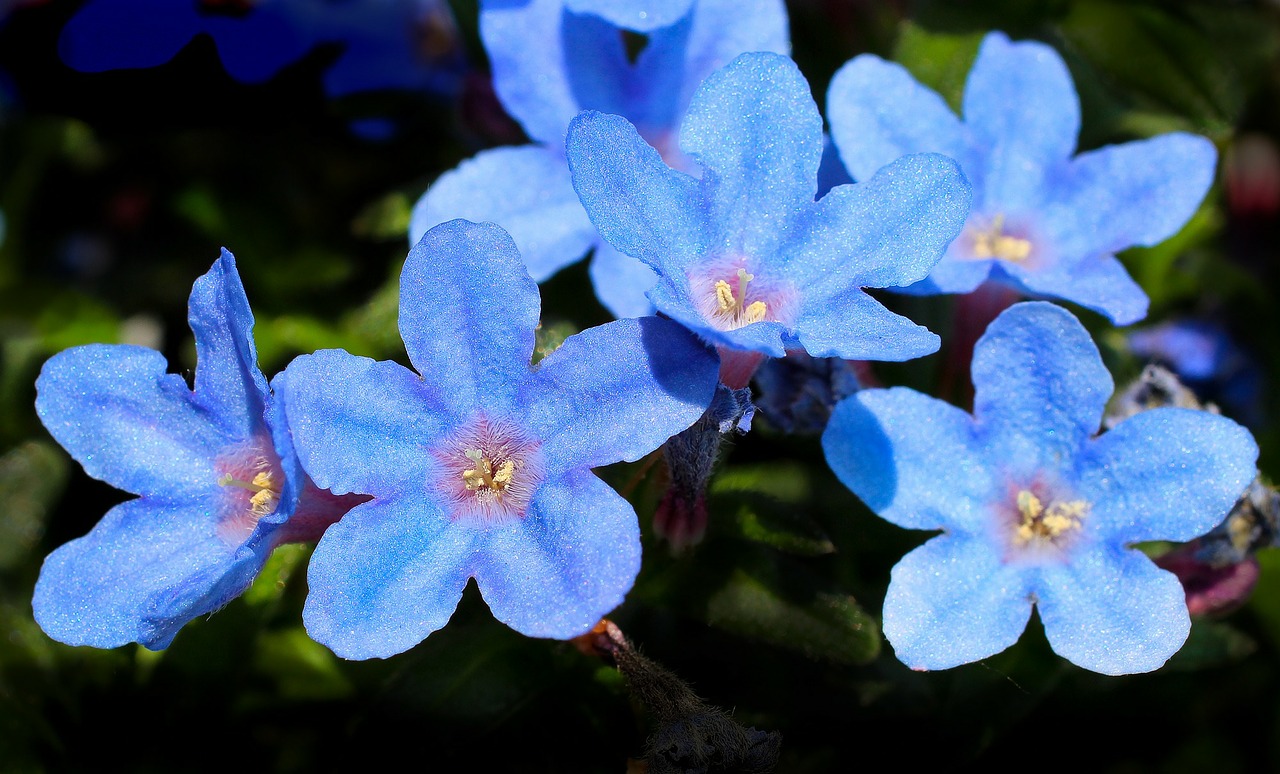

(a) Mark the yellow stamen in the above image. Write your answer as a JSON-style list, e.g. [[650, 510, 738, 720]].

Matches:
[[1014, 490, 1086, 546], [218, 470, 280, 517], [971, 214, 1032, 261], [462, 448, 515, 494], [713, 268, 768, 326]]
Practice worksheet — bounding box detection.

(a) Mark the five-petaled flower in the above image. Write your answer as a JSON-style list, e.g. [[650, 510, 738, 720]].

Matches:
[[821, 301, 1258, 675], [826, 31, 1217, 325], [410, 0, 789, 318], [567, 51, 971, 386], [33, 250, 361, 650], [281, 219, 719, 659]]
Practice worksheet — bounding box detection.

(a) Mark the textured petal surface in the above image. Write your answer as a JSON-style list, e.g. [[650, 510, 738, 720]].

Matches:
[[563, 0, 694, 31], [1042, 133, 1217, 259], [303, 497, 481, 659], [400, 220, 538, 415], [1009, 253, 1149, 325], [589, 243, 659, 319], [189, 249, 269, 439], [481, 0, 598, 145], [826, 54, 971, 182], [1078, 408, 1258, 544], [785, 153, 970, 296], [794, 289, 939, 361], [1037, 547, 1191, 675], [680, 52, 822, 257], [32, 498, 251, 650], [963, 32, 1079, 211], [676, 0, 790, 126], [35, 345, 227, 498], [281, 349, 448, 497], [824, 388, 992, 533], [568, 111, 708, 272], [883, 534, 1033, 670], [474, 469, 641, 638], [971, 302, 1112, 477], [409, 146, 597, 282], [520, 316, 718, 476]]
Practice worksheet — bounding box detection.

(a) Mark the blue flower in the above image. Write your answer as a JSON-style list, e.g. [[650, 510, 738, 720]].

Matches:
[[567, 52, 970, 383], [409, 0, 789, 318], [826, 31, 1217, 325], [59, 0, 465, 101], [281, 219, 719, 659], [32, 250, 357, 650], [562, 0, 694, 31], [821, 302, 1258, 675]]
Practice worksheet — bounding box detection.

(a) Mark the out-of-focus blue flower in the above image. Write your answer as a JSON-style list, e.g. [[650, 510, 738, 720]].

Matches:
[[822, 302, 1257, 675], [827, 31, 1217, 325], [282, 219, 719, 659], [58, 0, 465, 99], [32, 250, 360, 650], [1127, 318, 1264, 428], [563, 0, 693, 31], [567, 52, 969, 382], [409, 0, 789, 319]]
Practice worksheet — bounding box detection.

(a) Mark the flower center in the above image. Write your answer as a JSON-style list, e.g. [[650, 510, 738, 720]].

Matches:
[[714, 268, 769, 328], [970, 214, 1032, 262], [1012, 489, 1087, 547], [433, 416, 543, 524], [461, 448, 517, 496], [215, 440, 284, 544]]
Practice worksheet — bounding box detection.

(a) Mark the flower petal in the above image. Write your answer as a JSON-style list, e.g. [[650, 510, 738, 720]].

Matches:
[[35, 345, 226, 498], [784, 153, 970, 295], [1078, 407, 1257, 544], [823, 388, 992, 533], [481, 0, 621, 145], [303, 498, 480, 659], [409, 146, 598, 282], [562, 0, 694, 32], [970, 302, 1112, 477], [1042, 133, 1217, 259], [883, 534, 1033, 670], [32, 498, 258, 650], [794, 289, 939, 361], [567, 110, 708, 273], [1036, 546, 1191, 675], [473, 469, 641, 638], [589, 243, 659, 319], [520, 316, 718, 476], [280, 349, 446, 497], [963, 32, 1079, 211], [679, 52, 822, 257], [826, 53, 971, 182], [1007, 253, 1149, 326], [400, 220, 538, 414], [189, 249, 269, 439]]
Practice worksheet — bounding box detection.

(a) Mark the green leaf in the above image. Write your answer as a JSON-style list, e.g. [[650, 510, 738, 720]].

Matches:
[[1059, 2, 1247, 138], [705, 560, 880, 665], [253, 628, 353, 701], [0, 441, 68, 571], [1164, 619, 1257, 671], [709, 463, 834, 556], [891, 22, 984, 112], [242, 544, 311, 607]]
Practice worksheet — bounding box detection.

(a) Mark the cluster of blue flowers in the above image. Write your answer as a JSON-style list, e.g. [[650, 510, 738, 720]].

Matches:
[[34, 0, 1260, 676]]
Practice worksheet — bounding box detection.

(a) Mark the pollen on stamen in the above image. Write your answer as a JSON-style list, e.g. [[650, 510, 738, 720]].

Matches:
[[691, 259, 797, 332], [215, 439, 284, 544], [432, 415, 544, 525], [969, 214, 1033, 262], [1009, 487, 1087, 552]]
